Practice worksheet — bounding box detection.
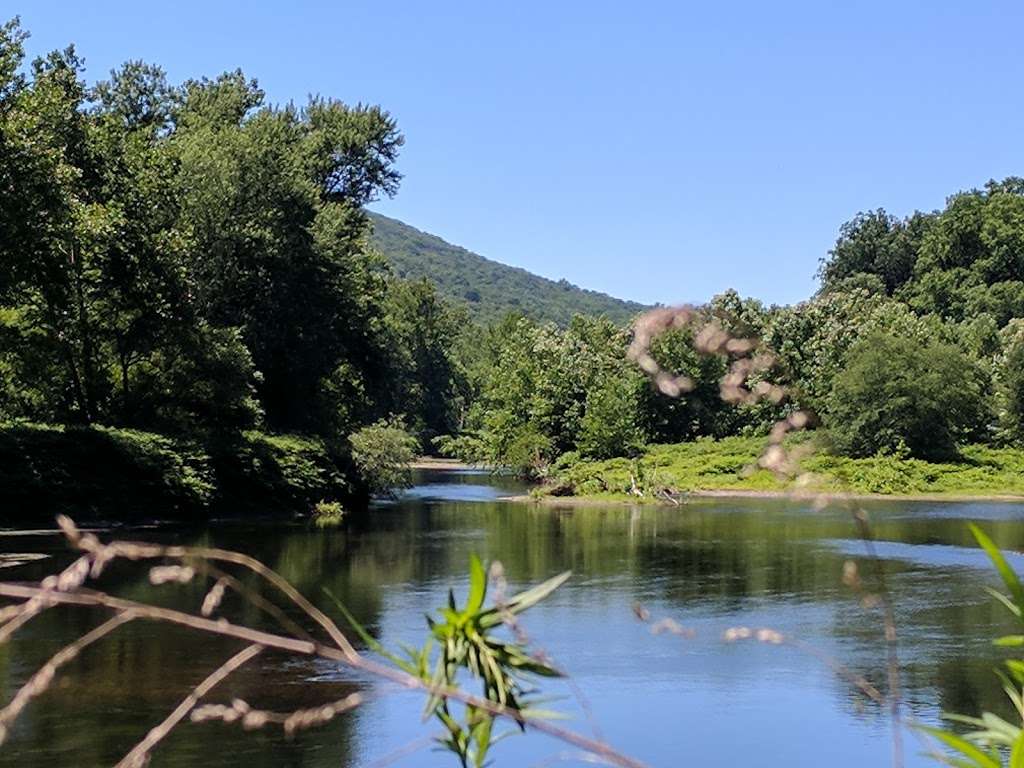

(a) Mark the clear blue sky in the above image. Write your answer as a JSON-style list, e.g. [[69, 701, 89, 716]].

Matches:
[[15, 2, 1024, 306]]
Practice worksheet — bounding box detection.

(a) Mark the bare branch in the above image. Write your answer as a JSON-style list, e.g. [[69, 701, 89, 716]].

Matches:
[[114, 643, 264, 768], [0, 581, 647, 768], [56, 516, 357, 659], [0, 611, 134, 745]]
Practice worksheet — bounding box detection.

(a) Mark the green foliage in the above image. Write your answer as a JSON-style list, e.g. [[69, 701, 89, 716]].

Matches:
[[382, 278, 470, 447], [312, 499, 345, 528], [332, 557, 569, 768], [997, 321, 1024, 444], [924, 526, 1024, 767], [825, 332, 989, 460], [764, 287, 952, 414], [0, 422, 215, 519], [544, 437, 1024, 500], [547, 436, 785, 498], [214, 431, 350, 511], [0, 18, 483, 514], [0, 423, 352, 521], [819, 209, 929, 295], [819, 179, 1024, 326], [369, 213, 646, 327], [578, 374, 647, 460], [349, 418, 419, 496], [447, 315, 650, 474], [640, 299, 783, 441]]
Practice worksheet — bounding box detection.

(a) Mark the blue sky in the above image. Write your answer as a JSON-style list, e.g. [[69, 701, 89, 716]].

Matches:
[[15, 2, 1024, 306]]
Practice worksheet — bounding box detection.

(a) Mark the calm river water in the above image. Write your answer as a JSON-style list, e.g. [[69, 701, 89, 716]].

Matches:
[[2, 469, 1024, 767]]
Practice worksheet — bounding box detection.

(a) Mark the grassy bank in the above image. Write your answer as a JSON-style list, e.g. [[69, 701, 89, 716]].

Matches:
[[0, 423, 351, 523], [542, 436, 1024, 502]]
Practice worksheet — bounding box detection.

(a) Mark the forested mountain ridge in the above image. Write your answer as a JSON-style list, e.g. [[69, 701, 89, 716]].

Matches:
[[368, 212, 648, 326]]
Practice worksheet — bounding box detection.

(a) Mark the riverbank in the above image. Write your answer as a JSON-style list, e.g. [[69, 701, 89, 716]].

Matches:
[[515, 487, 1024, 507], [0, 422, 352, 522], [534, 436, 1024, 505], [409, 457, 478, 471]]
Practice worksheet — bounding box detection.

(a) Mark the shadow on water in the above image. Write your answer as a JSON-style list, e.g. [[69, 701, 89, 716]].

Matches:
[[2, 473, 1024, 766]]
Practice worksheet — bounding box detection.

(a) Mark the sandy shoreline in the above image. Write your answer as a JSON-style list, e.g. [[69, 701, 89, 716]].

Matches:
[[409, 457, 481, 471], [410, 461, 1024, 505], [503, 487, 1024, 507]]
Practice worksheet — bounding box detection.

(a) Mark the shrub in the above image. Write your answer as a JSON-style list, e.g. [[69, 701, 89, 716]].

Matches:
[[825, 332, 989, 460], [312, 499, 345, 527], [349, 418, 418, 495], [0, 423, 215, 520], [209, 431, 349, 512], [501, 425, 553, 479]]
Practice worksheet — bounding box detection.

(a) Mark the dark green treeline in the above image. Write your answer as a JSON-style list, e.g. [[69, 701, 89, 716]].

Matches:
[[0, 19, 467, 514]]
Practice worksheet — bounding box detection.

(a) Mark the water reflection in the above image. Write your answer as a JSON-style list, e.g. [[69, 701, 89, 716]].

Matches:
[[1, 476, 1023, 766]]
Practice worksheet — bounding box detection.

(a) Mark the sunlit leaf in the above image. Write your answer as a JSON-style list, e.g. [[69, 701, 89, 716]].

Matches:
[[322, 588, 414, 673], [480, 570, 571, 628], [985, 587, 1022, 618], [919, 726, 1000, 768], [466, 554, 487, 615], [971, 524, 1024, 616], [1011, 731, 1024, 768]]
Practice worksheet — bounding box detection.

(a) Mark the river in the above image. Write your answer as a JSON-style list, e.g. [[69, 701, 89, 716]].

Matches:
[[2, 468, 1023, 767]]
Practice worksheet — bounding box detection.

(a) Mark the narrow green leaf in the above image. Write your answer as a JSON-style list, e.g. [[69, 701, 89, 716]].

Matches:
[[985, 587, 1022, 618], [466, 555, 487, 616], [971, 524, 1024, 615], [322, 588, 414, 673], [1011, 731, 1024, 768], [480, 570, 571, 628], [919, 726, 1000, 768]]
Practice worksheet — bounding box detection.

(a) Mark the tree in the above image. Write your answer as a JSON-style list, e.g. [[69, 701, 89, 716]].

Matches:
[[819, 209, 930, 295], [170, 75, 403, 436], [825, 332, 989, 459], [0, 17, 407, 445], [578, 373, 646, 459], [0, 21, 259, 433], [819, 180, 1024, 327], [638, 325, 732, 441], [383, 278, 469, 448], [997, 320, 1024, 445], [765, 287, 953, 415]]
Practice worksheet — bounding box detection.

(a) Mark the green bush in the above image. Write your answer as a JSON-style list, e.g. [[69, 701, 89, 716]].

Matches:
[[545, 436, 1024, 500], [825, 331, 989, 460], [0, 423, 215, 520], [0, 423, 357, 522], [349, 418, 418, 496], [998, 321, 1024, 444], [312, 499, 346, 527], [212, 431, 349, 511]]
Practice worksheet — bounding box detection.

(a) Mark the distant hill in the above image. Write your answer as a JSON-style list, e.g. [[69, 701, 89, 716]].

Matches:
[[368, 212, 648, 327]]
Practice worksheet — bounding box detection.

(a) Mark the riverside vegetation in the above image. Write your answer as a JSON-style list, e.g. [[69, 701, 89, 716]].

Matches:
[[442, 193, 1024, 500], [4, 13, 1024, 517], [0, 19, 467, 519], [5, 16, 1024, 768]]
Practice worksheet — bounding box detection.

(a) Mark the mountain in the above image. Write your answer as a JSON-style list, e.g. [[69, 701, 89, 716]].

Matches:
[[368, 212, 648, 327]]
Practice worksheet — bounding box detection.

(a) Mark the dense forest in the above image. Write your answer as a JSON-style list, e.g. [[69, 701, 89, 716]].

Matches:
[[368, 212, 647, 326], [3, 16, 1024, 517], [447, 181, 1024, 492], [0, 18, 468, 516]]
